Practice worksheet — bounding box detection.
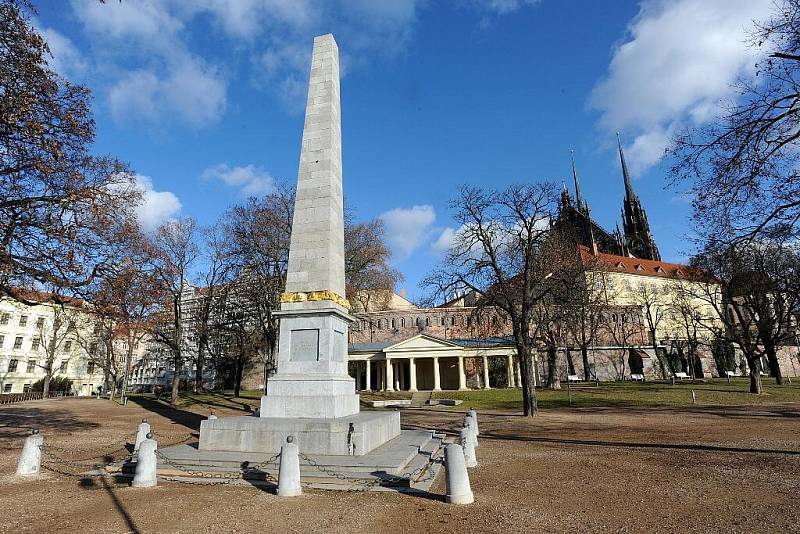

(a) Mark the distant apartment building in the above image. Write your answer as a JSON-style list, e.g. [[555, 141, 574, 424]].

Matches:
[[0, 291, 106, 395]]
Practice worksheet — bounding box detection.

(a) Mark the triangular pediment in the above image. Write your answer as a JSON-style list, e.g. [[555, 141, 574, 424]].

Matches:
[[384, 334, 463, 353]]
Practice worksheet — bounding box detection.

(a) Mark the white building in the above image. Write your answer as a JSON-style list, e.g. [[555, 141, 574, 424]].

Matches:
[[0, 291, 106, 395]]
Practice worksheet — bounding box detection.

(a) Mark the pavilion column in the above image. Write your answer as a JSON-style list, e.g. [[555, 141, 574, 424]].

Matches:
[[386, 358, 394, 392], [482, 355, 491, 389], [365, 359, 371, 391], [515, 358, 522, 388], [394, 362, 401, 391], [458, 356, 467, 391], [433, 356, 441, 391], [409, 358, 417, 392], [507, 354, 515, 388]]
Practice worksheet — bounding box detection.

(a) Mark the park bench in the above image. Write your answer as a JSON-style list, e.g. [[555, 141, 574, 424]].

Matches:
[[567, 375, 581, 383], [724, 370, 737, 377], [674, 372, 691, 380], [630, 373, 644, 381]]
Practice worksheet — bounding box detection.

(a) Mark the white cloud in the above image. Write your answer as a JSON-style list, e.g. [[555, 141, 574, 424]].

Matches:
[[107, 60, 226, 127], [131, 174, 182, 232], [202, 164, 276, 196], [590, 0, 773, 173], [379, 205, 436, 258], [472, 0, 541, 15], [37, 26, 87, 79], [431, 227, 457, 254]]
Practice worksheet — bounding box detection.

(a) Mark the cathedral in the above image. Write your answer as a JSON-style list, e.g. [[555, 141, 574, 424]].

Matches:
[[555, 134, 661, 261]]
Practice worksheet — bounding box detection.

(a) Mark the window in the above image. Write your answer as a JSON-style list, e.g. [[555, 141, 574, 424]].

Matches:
[[36, 317, 45, 329], [451, 316, 456, 326], [13, 337, 23, 349], [3, 384, 11, 393], [391, 319, 396, 329], [26, 360, 35, 373], [23, 384, 31, 393], [0, 334, 4, 348], [63, 340, 72, 353], [89, 342, 98, 355], [425, 317, 430, 326], [19, 315, 27, 327], [87, 361, 95, 374], [59, 361, 67, 374], [31, 338, 40, 350], [8, 359, 18, 372], [400, 318, 405, 328], [0, 312, 9, 325]]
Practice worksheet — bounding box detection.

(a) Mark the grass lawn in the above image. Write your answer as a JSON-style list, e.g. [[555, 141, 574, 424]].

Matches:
[[128, 378, 800, 413], [431, 378, 800, 410]]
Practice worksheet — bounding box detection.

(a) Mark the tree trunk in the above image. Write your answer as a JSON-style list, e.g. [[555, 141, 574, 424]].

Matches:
[[546, 345, 561, 390], [42, 368, 52, 397], [170, 356, 182, 405], [746, 355, 763, 394], [516, 343, 537, 417], [195, 342, 205, 392], [652, 332, 667, 379], [581, 344, 591, 381], [234, 355, 244, 398], [764, 341, 782, 385]]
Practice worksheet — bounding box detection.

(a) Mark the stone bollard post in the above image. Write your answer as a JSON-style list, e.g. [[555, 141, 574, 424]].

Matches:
[[132, 432, 158, 488], [464, 414, 479, 449], [134, 418, 150, 452], [277, 436, 302, 497], [16, 429, 44, 477], [467, 408, 479, 435], [444, 443, 474, 504], [207, 414, 218, 420], [460, 427, 477, 468]]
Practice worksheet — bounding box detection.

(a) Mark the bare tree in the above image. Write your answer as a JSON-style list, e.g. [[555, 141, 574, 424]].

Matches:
[[345, 218, 403, 311], [34, 298, 83, 397], [424, 183, 559, 416], [631, 280, 670, 378], [149, 218, 199, 405], [669, 1, 800, 243], [0, 1, 140, 299]]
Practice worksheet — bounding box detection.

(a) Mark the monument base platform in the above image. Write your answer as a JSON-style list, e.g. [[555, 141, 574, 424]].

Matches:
[[148, 429, 444, 492], [198, 411, 400, 456]]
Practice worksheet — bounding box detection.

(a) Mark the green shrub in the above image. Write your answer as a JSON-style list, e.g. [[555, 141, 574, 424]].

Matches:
[[31, 376, 73, 392]]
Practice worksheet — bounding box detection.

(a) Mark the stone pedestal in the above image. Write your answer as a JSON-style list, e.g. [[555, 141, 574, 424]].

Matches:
[[199, 411, 400, 456]]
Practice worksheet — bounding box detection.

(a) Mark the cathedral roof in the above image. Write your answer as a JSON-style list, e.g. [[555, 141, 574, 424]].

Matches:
[[578, 246, 710, 282]]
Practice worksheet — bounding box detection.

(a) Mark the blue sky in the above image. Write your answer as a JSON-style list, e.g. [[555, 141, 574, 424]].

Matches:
[[35, 0, 774, 302]]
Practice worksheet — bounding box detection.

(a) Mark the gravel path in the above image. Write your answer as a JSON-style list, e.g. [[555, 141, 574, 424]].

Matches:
[[0, 398, 798, 533]]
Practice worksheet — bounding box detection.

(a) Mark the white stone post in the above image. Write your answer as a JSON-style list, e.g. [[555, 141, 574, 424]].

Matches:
[[16, 429, 43, 477], [365, 359, 371, 391], [132, 433, 157, 488], [507, 355, 515, 388], [458, 356, 467, 391], [482, 355, 491, 389], [409, 357, 418, 392], [385, 358, 394, 392], [468, 408, 479, 435], [277, 436, 302, 497], [134, 418, 150, 452], [208, 414, 218, 420], [444, 444, 474, 504], [464, 414, 479, 449], [433, 356, 441, 391], [460, 427, 477, 468]]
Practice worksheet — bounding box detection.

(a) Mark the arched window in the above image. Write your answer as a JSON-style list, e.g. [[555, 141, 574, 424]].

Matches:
[[401, 318, 406, 328], [425, 317, 430, 327], [451, 316, 456, 326], [391, 318, 396, 329]]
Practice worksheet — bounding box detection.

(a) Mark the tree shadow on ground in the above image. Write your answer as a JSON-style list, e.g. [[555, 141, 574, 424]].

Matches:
[[129, 397, 205, 432], [78, 475, 140, 534], [0, 406, 99, 445], [477, 431, 800, 456]]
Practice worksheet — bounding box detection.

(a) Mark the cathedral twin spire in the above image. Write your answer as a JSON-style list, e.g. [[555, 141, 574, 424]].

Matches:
[[566, 136, 661, 261]]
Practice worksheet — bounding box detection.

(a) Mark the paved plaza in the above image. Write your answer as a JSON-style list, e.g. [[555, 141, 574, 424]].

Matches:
[[1, 396, 798, 533]]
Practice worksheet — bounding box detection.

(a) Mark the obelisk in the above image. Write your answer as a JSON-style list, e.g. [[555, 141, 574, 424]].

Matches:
[[260, 34, 359, 419]]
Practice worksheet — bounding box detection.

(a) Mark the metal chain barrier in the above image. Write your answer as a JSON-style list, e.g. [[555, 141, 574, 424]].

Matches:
[[153, 449, 282, 486]]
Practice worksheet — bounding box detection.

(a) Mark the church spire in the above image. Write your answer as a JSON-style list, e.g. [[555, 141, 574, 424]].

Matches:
[[617, 132, 636, 202], [570, 149, 586, 213]]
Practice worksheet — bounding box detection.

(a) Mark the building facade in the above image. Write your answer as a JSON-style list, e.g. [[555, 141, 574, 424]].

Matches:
[[0, 292, 106, 395]]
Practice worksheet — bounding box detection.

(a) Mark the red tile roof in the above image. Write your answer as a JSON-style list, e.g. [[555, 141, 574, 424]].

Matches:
[[578, 246, 708, 281]]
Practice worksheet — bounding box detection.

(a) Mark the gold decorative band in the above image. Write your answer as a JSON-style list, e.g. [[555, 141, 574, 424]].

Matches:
[[280, 290, 351, 310]]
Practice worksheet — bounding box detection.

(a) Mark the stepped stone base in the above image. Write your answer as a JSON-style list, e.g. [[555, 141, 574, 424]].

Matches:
[[152, 429, 444, 492], [199, 411, 400, 456]]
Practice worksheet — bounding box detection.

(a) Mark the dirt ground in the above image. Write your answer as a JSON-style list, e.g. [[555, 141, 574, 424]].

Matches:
[[0, 397, 798, 534]]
